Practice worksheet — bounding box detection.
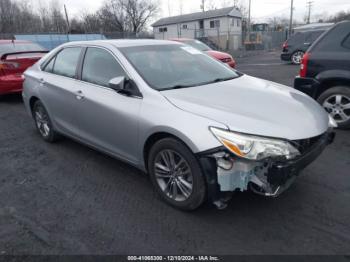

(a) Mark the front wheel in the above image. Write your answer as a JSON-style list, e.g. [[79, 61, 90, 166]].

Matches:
[[147, 138, 206, 210], [291, 51, 304, 65], [317, 86, 350, 129]]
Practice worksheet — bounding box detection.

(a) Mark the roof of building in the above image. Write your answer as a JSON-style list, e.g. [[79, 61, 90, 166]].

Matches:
[[152, 6, 242, 27]]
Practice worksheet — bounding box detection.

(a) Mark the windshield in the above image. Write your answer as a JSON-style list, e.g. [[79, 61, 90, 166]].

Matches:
[[182, 39, 211, 51], [119, 44, 240, 91], [0, 42, 46, 56]]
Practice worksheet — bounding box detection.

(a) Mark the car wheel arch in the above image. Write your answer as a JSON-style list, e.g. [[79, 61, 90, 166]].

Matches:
[[143, 131, 198, 172], [29, 96, 40, 115], [317, 77, 350, 98]]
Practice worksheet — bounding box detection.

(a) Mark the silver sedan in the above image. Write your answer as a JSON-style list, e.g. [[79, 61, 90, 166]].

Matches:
[[22, 40, 336, 210]]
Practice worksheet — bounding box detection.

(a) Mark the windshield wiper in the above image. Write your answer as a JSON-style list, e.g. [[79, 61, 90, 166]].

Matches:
[[211, 76, 236, 83], [161, 84, 194, 91]]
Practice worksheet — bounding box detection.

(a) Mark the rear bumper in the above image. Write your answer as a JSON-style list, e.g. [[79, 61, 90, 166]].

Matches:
[[294, 76, 320, 99], [280, 53, 291, 61], [0, 76, 23, 95]]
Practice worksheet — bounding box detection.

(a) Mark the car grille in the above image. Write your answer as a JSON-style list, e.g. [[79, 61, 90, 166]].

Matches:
[[220, 57, 232, 63], [291, 134, 324, 155]]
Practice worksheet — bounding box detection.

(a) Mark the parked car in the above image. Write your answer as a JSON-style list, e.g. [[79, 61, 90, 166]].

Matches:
[[294, 21, 350, 129], [23, 40, 335, 210], [171, 38, 236, 68], [281, 30, 325, 65], [0, 40, 47, 96]]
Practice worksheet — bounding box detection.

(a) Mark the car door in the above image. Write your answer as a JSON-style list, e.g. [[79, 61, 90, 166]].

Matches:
[[74, 46, 142, 164], [39, 47, 84, 136]]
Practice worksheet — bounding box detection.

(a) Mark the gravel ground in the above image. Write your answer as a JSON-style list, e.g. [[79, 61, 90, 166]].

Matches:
[[0, 51, 349, 255]]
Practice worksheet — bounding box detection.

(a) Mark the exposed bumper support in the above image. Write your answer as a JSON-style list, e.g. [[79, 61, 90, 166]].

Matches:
[[198, 130, 335, 208]]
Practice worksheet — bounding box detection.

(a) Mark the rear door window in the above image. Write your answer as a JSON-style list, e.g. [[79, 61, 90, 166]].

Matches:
[[52, 47, 82, 78], [81, 47, 126, 87]]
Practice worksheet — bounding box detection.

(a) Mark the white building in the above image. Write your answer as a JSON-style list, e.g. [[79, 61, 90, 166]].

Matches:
[[152, 7, 242, 50]]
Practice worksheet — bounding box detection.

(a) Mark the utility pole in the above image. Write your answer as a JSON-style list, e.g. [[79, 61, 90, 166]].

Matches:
[[201, 0, 205, 12], [64, 4, 70, 34], [306, 1, 313, 24], [289, 0, 294, 36], [247, 0, 251, 41]]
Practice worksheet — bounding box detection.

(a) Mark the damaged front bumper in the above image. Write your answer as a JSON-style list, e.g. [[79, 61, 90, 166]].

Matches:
[[198, 130, 335, 206]]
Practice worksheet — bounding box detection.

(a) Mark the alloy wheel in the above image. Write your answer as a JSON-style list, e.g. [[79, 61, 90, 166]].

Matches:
[[323, 94, 350, 123], [154, 149, 193, 202], [292, 51, 304, 64], [35, 106, 51, 137]]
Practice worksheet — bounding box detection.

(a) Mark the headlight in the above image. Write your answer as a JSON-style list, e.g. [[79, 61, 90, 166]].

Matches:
[[328, 115, 337, 128], [210, 127, 300, 161]]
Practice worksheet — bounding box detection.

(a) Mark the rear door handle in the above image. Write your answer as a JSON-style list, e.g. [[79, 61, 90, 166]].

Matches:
[[75, 90, 85, 100]]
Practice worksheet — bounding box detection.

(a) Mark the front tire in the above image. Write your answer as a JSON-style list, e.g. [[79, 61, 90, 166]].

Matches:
[[147, 138, 206, 210], [32, 100, 60, 142], [317, 86, 350, 129], [291, 51, 304, 65]]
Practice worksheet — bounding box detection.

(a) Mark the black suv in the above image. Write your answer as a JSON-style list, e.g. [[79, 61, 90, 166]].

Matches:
[[281, 30, 325, 64], [294, 21, 350, 129]]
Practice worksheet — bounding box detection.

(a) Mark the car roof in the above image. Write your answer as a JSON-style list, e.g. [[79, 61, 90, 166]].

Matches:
[[61, 39, 181, 48]]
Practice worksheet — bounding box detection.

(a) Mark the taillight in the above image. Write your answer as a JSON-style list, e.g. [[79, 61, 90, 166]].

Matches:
[[282, 41, 288, 49], [0, 61, 20, 70], [299, 52, 310, 77]]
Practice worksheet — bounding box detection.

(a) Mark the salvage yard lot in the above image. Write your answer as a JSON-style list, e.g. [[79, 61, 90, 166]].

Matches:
[[0, 51, 349, 255]]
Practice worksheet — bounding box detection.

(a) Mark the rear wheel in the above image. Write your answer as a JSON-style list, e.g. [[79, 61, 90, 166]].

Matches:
[[147, 138, 206, 210], [32, 100, 60, 142], [317, 86, 350, 129], [291, 51, 304, 65]]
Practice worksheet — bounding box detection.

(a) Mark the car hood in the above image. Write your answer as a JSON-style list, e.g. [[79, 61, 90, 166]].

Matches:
[[205, 50, 232, 59], [161, 74, 329, 140]]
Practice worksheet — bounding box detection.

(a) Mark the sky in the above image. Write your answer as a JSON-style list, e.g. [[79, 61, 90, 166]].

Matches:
[[34, 0, 350, 23]]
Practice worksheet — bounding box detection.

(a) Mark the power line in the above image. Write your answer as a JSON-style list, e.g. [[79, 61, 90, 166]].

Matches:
[[306, 1, 313, 24]]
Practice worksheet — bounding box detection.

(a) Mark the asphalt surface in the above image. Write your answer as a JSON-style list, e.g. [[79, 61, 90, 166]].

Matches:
[[0, 51, 349, 255]]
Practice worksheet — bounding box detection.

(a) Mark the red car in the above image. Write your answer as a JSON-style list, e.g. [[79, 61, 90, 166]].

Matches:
[[0, 40, 47, 95], [170, 38, 236, 68]]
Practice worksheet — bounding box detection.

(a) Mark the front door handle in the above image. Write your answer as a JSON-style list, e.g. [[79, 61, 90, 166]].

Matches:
[[75, 90, 85, 100]]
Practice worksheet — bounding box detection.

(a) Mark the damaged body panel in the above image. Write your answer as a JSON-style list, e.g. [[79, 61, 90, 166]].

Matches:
[[199, 130, 335, 204]]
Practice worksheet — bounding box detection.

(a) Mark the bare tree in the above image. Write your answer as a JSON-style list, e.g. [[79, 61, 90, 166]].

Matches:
[[98, 0, 127, 32], [124, 0, 159, 33]]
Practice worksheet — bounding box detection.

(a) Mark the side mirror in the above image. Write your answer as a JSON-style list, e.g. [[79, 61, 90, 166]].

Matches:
[[108, 76, 125, 91]]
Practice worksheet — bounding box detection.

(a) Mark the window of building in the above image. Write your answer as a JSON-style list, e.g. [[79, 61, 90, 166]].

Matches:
[[210, 20, 220, 28], [182, 24, 188, 29], [237, 19, 241, 27], [159, 27, 167, 33]]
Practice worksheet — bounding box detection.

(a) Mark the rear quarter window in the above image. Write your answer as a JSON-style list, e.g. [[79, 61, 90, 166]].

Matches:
[[312, 23, 350, 52], [288, 32, 305, 44], [342, 34, 350, 49]]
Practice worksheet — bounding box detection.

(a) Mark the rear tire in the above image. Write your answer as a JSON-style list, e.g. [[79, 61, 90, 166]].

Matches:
[[32, 100, 60, 142], [147, 138, 206, 210], [317, 86, 350, 129], [291, 51, 304, 65]]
